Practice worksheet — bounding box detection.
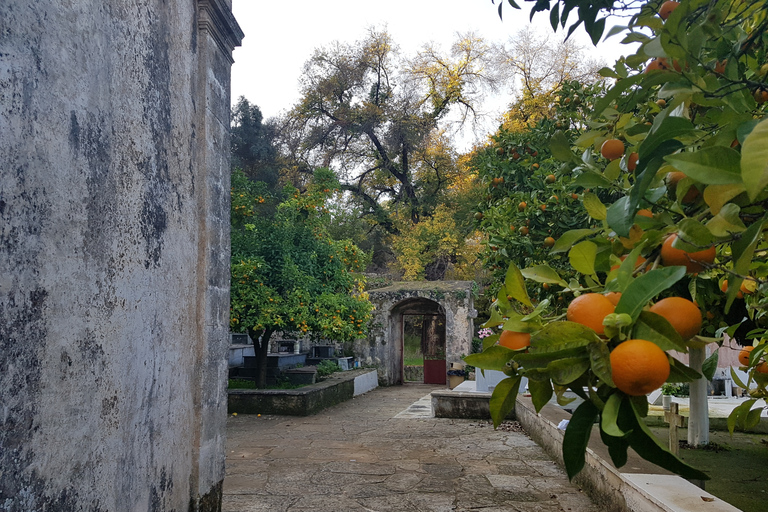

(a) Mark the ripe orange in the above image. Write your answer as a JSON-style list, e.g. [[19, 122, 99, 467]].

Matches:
[[738, 346, 754, 366], [660, 234, 716, 274], [721, 280, 744, 299], [531, 163, 540, 170], [610, 339, 671, 396], [510, 225, 516, 232], [567, 293, 616, 335], [740, 278, 757, 295], [539, 204, 547, 211], [546, 174, 556, 183], [496, 147, 505, 156], [656, 99, 667, 107], [666, 171, 699, 203], [645, 58, 670, 73], [499, 330, 531, 350], [636, 209, 653, 218], [649, 297, 702, 340], [604, 292, 622, 306], [659, 1, 680, 20], [519, 226, 529, 235], [544, 236, 556, 248], [755, 89, 768, 104], [627, 152, 639, 172], [601, 139, 625, 161], [757, 362, 768, 374], [571, 193, 579, 200], [518, 201, 527, 211]]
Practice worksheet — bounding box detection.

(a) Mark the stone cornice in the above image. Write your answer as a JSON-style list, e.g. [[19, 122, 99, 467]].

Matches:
[[198, 0, 244, 62]]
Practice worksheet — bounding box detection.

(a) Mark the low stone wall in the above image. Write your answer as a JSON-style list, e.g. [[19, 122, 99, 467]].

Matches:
[[404, 365, 424, 382], [228, 369, 377, 416]]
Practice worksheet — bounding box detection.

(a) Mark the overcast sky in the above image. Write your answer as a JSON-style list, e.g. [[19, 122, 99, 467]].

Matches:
[[230, 1, 635, 144]]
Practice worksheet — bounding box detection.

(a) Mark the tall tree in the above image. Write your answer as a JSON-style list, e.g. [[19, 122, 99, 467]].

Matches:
[[281, 28, 500, 232], [494, 27, 604, 130], [230, 168, 372, 388], [231, 97, 281, 188]]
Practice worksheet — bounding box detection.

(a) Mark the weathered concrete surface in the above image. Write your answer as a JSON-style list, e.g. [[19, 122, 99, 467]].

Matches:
[[0, 1, 242, 510], [223, 384, 600, 512], [228, 370, 378, 416], [363, 281, 476, 386]]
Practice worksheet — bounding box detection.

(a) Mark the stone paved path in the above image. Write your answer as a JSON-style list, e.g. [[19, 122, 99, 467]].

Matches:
[[223, 384, 599, 512]]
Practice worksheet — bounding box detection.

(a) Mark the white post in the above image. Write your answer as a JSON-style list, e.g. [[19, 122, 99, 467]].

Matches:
[[687, 346, 709, 447]]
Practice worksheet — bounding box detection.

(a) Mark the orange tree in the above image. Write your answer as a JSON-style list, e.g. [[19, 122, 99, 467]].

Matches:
[[468, 0, 768, 480], [472, 79, 611, 309], [230, 168, 373, 388]]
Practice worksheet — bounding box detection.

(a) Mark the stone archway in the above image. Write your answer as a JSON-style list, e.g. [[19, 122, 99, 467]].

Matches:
[[392, 297, 446, 385], [357, 281, 476, 386]]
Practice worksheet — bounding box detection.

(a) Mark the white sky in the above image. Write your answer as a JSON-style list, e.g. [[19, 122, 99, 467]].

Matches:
[[230, 1, 635, 146]]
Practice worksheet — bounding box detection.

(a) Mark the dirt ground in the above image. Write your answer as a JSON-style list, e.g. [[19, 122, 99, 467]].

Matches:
[[649, 427, 768, 512]]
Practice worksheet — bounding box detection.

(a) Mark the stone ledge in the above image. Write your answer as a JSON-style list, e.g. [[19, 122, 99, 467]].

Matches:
[[432, 388, 738, 512], [228, 369, 377, 416], [514, 395, 738, 512]]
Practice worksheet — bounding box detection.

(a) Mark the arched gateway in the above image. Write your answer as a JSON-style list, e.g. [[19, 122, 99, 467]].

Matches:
[[357, 281, 477, 386]]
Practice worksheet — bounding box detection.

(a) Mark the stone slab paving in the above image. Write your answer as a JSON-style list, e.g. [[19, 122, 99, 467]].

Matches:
[[223, 384, 599, 512]]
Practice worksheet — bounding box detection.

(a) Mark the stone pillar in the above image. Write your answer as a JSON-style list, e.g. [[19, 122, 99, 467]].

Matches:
[[0, 1, 242, 510]]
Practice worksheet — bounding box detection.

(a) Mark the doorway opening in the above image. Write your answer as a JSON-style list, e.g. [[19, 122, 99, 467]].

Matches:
[[402, 313, 446, 385]]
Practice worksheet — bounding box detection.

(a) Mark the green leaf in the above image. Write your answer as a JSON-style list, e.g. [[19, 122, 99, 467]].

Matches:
[[729, 219, 765, 312], [601, 393, 629, 438], [706, 203, 747, 237], [514, 347, 591, 369], [490, 376, 522, 428], [746, 407, 763, 430], [563, 400, 599, 480], [638, 113, 694, 161], [569, 240, 597, 275], [728, 399, 757, 434], [464, 345, 513, 372], [741, 118, 768, 201], [583, 193, 607, 220], [482, 307, 504, 328], [530, 321, 598, 353], [730, 366, 748, 389], [627, 399, 710, 480], [527, 373, 554, 413], [505, 262, 532, 307], [573, 171, 614, 188], [664, 147, 743, 185], [632, 311, 688, 352], [667, 356, 702, 383], [702, 350, 719, 381], [588, 341, 614, 387], [547, 357, 591, 386], [674, 218, 715, 251], [482, 333, 500, 351], [606, 196, 634, 239], [551, 229, 595, 254], [521, 265, 568, 286], [550, 130, 576, 161], [703, 184, 747, 215], [594, 74, 644, 115], [600, 426, 629, 468], [554, 384, 577, 406], [615, 267, 687, 322]]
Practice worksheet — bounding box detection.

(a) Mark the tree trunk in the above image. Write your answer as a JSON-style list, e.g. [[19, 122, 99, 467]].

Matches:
[[687, 346, 709, 447], [250, 328, 274, 389]]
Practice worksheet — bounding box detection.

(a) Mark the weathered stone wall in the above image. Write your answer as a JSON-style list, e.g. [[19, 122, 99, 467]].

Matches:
[[0, 1, 241, 510], [361, 282, 476, 385]]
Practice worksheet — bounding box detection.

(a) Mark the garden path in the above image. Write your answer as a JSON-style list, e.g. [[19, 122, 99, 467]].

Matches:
[[223, 383, 599, 512]]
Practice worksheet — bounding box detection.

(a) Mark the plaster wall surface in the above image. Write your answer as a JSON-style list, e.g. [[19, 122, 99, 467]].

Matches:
[[362, 281, 476, 385], [0, 1, 241, 510]]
